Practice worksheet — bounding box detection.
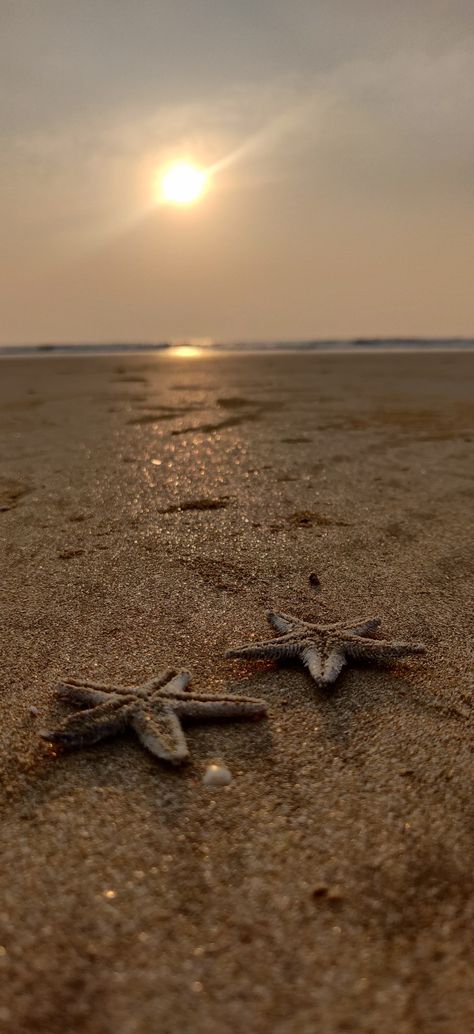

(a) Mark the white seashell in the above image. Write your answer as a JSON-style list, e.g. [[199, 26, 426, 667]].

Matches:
[[202, 763, 232, 788]]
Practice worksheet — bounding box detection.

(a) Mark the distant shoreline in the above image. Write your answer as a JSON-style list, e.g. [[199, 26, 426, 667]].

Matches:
[[1, 338, 473, 357]]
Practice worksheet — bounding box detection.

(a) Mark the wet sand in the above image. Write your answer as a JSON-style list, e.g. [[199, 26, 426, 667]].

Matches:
[[0, 351, 473, 1033]]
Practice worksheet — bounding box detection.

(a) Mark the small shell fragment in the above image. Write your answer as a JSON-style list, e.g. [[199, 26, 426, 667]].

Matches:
[[202, 763, 232, 788]]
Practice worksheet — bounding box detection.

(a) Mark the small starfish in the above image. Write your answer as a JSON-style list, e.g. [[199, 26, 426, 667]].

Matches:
[[40, 669, 267, 764], [226, 611, 426, 688]]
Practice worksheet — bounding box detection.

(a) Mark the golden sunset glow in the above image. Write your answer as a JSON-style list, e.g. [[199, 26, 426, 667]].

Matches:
[[159, 163, 207, 206]]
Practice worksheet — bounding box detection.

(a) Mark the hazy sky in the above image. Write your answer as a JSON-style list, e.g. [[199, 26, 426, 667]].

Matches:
[[1, 0, 473, 342]]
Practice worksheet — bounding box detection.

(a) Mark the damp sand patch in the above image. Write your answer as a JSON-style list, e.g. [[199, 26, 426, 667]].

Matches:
[[157, 497, 231, 514], [171, 397, 282, 436], [288, 510, 351, 528]]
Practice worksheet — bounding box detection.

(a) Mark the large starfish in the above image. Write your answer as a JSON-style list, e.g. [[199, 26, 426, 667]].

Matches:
[[40, 669, 267, 764], [226, 611, 426, 688]]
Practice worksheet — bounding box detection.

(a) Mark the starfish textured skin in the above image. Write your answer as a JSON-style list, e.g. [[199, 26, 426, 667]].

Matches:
[[226, 611, 426, 688], [41, 669, 267, 764]]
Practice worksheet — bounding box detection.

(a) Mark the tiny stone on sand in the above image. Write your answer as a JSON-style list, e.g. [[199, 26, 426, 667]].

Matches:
[[203, 763, 233, 788]]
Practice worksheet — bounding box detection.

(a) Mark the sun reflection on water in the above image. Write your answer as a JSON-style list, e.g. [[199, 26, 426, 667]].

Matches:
[[173, 345, 203, 358]]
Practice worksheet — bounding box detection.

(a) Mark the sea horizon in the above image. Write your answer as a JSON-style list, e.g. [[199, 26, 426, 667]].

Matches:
[[1, 336, 473, 357]]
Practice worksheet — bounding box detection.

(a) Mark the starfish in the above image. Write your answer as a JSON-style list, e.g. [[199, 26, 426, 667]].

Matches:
[[226, 611, 426, 688], [40, 669, 267, 764]]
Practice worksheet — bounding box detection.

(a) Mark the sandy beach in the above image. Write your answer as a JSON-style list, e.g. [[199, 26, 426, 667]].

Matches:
[[0, 350, 472, 1034]]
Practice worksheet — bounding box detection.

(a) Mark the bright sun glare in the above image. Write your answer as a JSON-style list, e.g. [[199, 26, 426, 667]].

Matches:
[[159, 162, 207, 206]]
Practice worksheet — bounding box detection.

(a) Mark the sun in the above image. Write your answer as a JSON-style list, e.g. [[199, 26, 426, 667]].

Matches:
[[159, 162, 207, 206]]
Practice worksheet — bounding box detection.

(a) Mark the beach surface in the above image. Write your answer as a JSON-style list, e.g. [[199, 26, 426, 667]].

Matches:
[[0, 351, 473, 1034]]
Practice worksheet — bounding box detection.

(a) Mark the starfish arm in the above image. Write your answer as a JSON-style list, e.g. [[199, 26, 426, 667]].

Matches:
[[302, 647, 346, 685], [130, 704, 189, 763], [136, 669, 178, 696], [344, 636, 426, 661], [339, 617, 382, 637], [152, 670, 192, 697], [170, 692, 267, 720], [40, 698, 131, 747], [226, 638, 300, 661], [266, 611, 298, 633], [56, 681, 118, 706]]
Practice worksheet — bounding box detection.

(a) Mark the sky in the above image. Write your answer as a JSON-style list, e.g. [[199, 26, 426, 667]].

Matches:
[[1, 0, 473, 343]]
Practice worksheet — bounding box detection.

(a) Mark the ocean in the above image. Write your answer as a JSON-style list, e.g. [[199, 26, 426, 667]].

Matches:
[[1, 338, 473, 357]]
